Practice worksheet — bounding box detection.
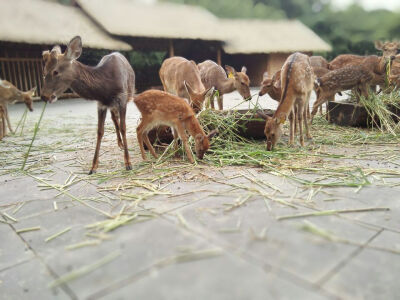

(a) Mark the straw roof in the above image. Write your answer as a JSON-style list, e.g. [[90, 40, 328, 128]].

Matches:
[[221, 19, 331, 54], [76, 0, 223, 41], [0, 0, 131, 50]]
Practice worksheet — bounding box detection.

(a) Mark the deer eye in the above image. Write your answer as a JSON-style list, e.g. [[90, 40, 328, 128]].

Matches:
[[53, 70, 59, 76]]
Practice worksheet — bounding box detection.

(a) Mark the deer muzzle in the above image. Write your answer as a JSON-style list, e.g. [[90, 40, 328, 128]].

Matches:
[[41, 94, 57, 104]]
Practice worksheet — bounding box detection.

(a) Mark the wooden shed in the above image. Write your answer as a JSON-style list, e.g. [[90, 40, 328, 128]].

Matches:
[[0, 0, 131, 96], [220, 19, 332, 85]]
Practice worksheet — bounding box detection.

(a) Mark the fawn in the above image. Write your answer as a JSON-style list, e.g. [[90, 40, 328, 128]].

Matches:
[[134, 90, 217, 164]]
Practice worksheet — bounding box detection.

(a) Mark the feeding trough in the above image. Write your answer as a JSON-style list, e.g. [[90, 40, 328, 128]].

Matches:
[[147, 108, 274, 146], [327, 101, 400, 128]]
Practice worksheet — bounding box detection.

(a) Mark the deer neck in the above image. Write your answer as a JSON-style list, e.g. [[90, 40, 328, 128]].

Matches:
[[270, 86, 282, 101], [185, 116, 205, 138], [219, 78, 236, 94], [70, 61, 110, 102]]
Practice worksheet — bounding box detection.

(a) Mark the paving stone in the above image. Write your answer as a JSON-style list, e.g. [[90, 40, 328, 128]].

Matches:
[[99, 253, 328, 300], [0, 224, 34, 271], [0, 258, 70, 300], [323, 248, 400, 300]]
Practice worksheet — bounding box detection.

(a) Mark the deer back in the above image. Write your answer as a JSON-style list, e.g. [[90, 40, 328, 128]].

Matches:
[[310, 56, 329, 69], [198, 60, 227, 90]]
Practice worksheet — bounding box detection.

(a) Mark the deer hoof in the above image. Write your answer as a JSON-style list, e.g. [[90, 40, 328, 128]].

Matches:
[[126, 164, 132, 171], [88, 169, 96, 175]]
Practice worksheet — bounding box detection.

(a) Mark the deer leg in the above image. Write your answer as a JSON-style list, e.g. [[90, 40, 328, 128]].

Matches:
[[118, 105, 132, 171], [4, 105, 13, 134], [110, 109, 124, 150], [136, 121, 147, 160], [171, 128, 180, 157], [143, 132, 158, 159], [217, 94, 223, 110], [89, 107, 107, 175], [297, 101, 305, 147], [175, 123, 194, 163], [305, 93, 312, 140], [209, 92, 215, 109], [288, 109, 295, 146]]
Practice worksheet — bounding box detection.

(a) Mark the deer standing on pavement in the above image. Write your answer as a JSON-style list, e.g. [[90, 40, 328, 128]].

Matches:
[[258, 53, 314, 150], [311, 65, 374, 121], [159, 57, 214, 113], [0, 80, 36, 136], [134, 90, 217, 164], [41, 36, 135, 174], [198, 60, 251, 110]]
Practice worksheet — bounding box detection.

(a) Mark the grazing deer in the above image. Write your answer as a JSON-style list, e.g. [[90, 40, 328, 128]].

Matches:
[[41, 36, 135, 174], [258, 52, 314, 150], [311, 65, 374, 120], [159, 57, 214, 113], [198, 60, 251, 110], [0, 80, 36, 136], [134, 90, 217, 163]]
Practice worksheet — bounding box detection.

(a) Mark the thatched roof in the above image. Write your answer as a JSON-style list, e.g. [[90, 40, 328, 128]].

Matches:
[[0, 0, 131, 50], [221, 19, 331, 54], [76, 0, 223, 41]]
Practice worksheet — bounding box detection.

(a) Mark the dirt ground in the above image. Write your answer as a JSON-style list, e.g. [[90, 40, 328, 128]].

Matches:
[[1, 89, 400, 300]]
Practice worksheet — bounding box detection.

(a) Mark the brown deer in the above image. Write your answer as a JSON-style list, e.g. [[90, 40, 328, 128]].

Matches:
[[159, 57, 214, 113], [328, 41, 399, 70], [41, 36, 135, 174], [198, 60, 251, 110], [311, 65, 374, 120], [310, 56, 329, 69], [134, 90, 217, 164], [258, 52, 314, 150], [259, 70, 281, 100], [0, 80, 36, 136]]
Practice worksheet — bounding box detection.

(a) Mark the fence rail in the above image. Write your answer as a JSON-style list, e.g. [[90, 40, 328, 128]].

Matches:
[[0, 57, 43, 96]]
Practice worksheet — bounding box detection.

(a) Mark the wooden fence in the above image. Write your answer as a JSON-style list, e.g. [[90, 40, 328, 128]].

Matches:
[[0, 57, 43, 96]]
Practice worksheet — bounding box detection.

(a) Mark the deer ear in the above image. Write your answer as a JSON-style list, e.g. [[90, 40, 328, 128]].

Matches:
[[51, 45, 61, 55], [207, 129, 218, 140], [374, 40, 383, 50], [65, 36, 82, 61], [241, 66, 247, 74], [42, 50, 50, 62], [262, 72, 269, 80], [184, 80, 194, 97], [225, 65, 237, 78], [204, 86, 215, 98]]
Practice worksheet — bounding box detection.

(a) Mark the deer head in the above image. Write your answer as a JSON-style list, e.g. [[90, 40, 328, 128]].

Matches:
[[20, 87, 36, 112], [225, 65, 251, 100], [41, 36, 82, 103], [375, 41, 400, 61], [258, 111, 282, 151], [194, 129, 218, 159], [183, 81, 214, 113], [259, 77, 273, 96]]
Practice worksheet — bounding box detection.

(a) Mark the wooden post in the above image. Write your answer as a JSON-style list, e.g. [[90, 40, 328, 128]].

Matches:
[[217, 47, 222, 66], [169, 40, 174, 57]]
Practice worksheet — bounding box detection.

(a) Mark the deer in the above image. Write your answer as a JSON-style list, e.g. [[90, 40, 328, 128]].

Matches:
[[257, 52, 314, 151], [310, 56, 329, 69], [41, 36, 135, 174], [197, 60, 251, 110], [0, 80, 36, 136], [259, 70, 281, 100], [134, 90, 217, 164], [159, 56, 214, 113], [310, 65, 374, 121]]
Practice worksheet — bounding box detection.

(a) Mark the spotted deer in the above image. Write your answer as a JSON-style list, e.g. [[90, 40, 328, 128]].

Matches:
[[198, 60, 251, 110], [311, 65, 374, 120], [259, 70, 281, 101], [310, 56, 329, 69], [41, 36, 135, 174], [134, 90, 217, 163], [0, 80, 36, 136], [159, 57, 214, 113], [258, 52, 314, 150]]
